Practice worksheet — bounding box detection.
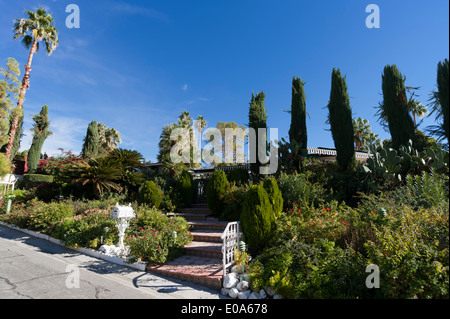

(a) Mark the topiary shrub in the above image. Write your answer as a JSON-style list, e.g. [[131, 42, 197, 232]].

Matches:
[[176, 170, 194, 207], [206, 170, 229, 217], [263, 177, 283, 218], [240, 185, 276, 253], [138, 181, 162, 208], [23, 173, 54, 184]]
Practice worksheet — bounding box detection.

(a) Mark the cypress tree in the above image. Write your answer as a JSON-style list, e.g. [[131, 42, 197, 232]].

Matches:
[[81, 121, 100, 159], [288, 76, 308, 172], [27, 105, 52, 172], [381, 65, 415, 150], [327, 68, 356, 171], [248, 91, 268, 179], [437, 59, 449, 143]]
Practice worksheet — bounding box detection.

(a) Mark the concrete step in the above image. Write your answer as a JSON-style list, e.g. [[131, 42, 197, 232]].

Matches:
[[188, 220, 229, 231], [183, 241, 223, 259], [178, 207, 211, 214], [175, 213, 211, 221], [191, 203, 209, 209], [190, 230, 223, 243]]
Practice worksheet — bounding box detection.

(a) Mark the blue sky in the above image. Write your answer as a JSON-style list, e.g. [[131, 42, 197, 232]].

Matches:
[[0, 0, 448, 162]]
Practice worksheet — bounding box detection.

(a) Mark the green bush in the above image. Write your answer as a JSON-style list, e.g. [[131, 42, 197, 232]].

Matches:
[[176, 170, 194, 207], [206, 170, 229, 217], [128, 206, 193, 263], [11, 201, 74, 232], [22, 174, 54, 190], [263, 177, 283, 218], [221, 184, 248, 221], [364, 205, 449, 298], [277, 171, 326, 209], [0, 153, 12, 178], [52, 208, 117, 249], [138, 181, 162, 208], [227, 168, 249, 186], [240, 185, 276, 253]]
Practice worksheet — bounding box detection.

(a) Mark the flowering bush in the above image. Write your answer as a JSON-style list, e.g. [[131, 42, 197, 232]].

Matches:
[[36, 152, 84, 177], [127, 205, 193, 263], [126, 226, 169, 264], [220, 184, 248, 221]]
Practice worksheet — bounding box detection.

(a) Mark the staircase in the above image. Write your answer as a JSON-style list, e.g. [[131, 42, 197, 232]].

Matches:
[[146, 202, 228, 290]]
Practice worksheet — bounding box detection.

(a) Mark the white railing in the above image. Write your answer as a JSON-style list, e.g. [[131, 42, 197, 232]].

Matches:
[[0, 174, 17, 197], [221, 221, 240, 277], [307, 147, 371, 159], [216, 165, 250, 172]]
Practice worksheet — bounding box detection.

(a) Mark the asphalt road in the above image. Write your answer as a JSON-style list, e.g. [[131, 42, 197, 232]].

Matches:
[[0, 224, 222, 299]]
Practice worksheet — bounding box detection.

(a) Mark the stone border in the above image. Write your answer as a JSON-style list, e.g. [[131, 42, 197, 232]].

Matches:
[[0, 220, 147, 272]]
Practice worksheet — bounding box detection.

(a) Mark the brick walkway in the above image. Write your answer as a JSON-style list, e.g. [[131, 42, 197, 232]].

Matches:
[[146, 203, 228, 290]]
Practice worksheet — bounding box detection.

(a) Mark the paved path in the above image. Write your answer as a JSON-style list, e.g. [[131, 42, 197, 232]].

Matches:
[[0, 224, 222, 299]]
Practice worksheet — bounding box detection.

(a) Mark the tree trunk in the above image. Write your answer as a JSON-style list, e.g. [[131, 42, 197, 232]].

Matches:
[[4, 38, 37, 160]]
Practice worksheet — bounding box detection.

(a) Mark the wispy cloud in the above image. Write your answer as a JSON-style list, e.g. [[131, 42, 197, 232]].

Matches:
[[182, 84, 188, 92], [110, 2, 171, 23], [20, 115, 88, 157]]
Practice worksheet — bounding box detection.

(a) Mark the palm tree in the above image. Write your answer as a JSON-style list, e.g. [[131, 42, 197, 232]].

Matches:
[[353, 117, 380, 151], [69, 159, 123, 198], [353, 118, 372, 151], [194, 115, 207, 162], [4, 8, 59, 159], [408, 98, 427, 128]]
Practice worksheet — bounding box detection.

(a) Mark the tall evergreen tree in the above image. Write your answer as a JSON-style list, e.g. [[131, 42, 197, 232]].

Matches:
[[437, 59, 449, 143], [288, 76, 308, 172], [381, 65, 415, 150], [27, 105, 52, 172], [327, 68, 355, 171], [81, 121, 100, 159], [248, 91, 268, 178]]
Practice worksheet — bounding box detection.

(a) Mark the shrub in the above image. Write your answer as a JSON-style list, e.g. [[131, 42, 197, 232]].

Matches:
[[23, 174, 54, 185], [240, 185, 276, 253], [227, 168, 249, 186], [221, 184, 248, 221], [0, 153, 12, 177], [52, 209, 117, 249], [364, 204, 449, 298], [263, 177, 283, 218], [206, 170, 229, 217], [175, 170, 194, 207], [138, 181, 162, 208], [129, 206, 193, 263], [277, 171, 326, 209]]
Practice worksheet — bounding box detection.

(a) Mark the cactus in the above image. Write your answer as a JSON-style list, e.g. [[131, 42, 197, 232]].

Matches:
[[362, 139, 448, 190]]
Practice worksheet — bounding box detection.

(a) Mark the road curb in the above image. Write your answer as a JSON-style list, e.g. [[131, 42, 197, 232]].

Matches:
[[0, 221, 147, 272]]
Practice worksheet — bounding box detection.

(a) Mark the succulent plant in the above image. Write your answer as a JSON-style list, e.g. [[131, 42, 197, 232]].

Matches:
[[361, 139, 448, 190]]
